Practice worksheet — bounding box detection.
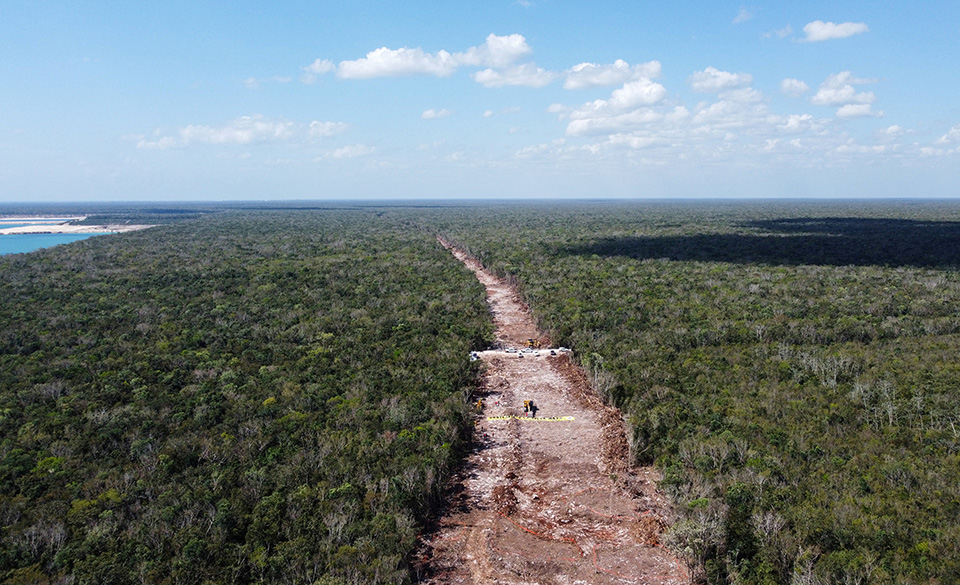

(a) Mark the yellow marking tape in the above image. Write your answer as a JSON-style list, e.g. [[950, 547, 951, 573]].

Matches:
[[485, 415, 575, 422]]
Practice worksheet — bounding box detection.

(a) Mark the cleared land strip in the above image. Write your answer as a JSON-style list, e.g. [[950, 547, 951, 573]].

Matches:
[[414, 238, 688, 585]]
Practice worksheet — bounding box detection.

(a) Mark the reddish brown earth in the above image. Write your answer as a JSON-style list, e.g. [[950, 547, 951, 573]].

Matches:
[[414, 240, 689, 585]]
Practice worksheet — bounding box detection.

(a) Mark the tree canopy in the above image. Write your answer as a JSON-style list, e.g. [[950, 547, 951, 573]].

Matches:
[[0, 210, 492, 584]]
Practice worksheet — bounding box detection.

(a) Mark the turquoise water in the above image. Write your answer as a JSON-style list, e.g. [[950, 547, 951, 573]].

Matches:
[[0, 233, 112, 255]]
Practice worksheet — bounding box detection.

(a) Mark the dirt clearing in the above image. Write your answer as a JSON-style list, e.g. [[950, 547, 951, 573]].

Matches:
[[414, 240, 688, 584]]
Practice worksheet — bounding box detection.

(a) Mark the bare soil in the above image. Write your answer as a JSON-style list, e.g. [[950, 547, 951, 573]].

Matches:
[[414, 240, 689, 584]]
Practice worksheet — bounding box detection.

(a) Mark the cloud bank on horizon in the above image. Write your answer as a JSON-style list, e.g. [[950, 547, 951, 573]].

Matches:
[[3, 1, 960, 200]]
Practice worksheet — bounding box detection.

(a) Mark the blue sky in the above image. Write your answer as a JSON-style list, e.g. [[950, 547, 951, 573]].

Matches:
[[2, 1, 960, 201]]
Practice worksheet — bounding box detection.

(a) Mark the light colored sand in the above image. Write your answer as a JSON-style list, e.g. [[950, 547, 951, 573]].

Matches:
[[0, 216, 87, 221], [0, 220, 155, 235]]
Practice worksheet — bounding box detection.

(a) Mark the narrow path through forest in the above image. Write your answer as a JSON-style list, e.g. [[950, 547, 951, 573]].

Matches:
[[414, 239, 689, 585]]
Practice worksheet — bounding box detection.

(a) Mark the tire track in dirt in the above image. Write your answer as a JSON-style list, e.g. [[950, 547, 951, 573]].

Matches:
[[414, 239, 689, 585]]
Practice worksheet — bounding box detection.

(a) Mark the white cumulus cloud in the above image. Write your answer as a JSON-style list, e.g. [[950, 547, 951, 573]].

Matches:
[[170, 116, 293, 148], [810, 71, 876, 106], [733, 7, 753, 24], [688, 67, 753, 92], [608, 78, 669, 108], [836, 103, 879, 118], [309, 121, 350, 138], [136, 136, 178, 150], [876, 125, 907, 144], [935, 123, 960, 145], [719, 87, 764, 103], [456, 33, 532, 68], [572, 78, 668, 117], [338, 46, 459, 79], [832, 143, 887, 155], [802, 20, 869, 42], [608, 134, 659, 149], [322, 33, 533, 80], [473, 63, 555, 88], [763, 24, 793, 39], [327, 144, 376, 159], [780, 114, 814, 132], [563, 60, 661, 90], [182, 118, 293, 145], [563, 78, 669, 136], [781, 78, 809, 97], [421, 108, 452, 119], [665, 106, 690, 122], [567, 110, 664, 137], [246, 75, 293, 89], [137, 116, 347, 149], [301, 59, 336, 83]]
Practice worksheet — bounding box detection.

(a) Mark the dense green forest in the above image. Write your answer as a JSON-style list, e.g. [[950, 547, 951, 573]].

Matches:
[[5, 200, 960, 585], [429, 200, 960, 585], [0, 211, 492, 584]]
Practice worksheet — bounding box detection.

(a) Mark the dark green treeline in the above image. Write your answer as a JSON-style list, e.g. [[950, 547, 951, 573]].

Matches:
[[0, 211, 491, 584]]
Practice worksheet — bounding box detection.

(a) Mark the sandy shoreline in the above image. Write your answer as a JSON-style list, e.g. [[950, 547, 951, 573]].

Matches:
[[0, 218, 155, 235], [0, 216, 87, 222]]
